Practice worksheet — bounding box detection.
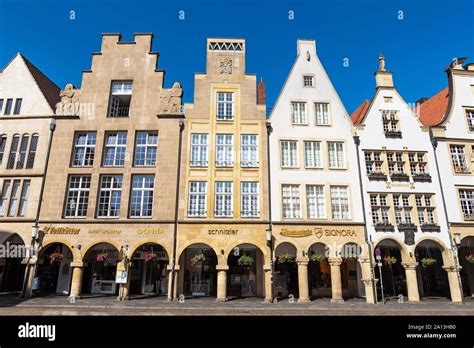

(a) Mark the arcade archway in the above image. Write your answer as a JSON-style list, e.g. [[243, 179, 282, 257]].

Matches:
[[340, 243, 364, 299], [458, 237, 474, 297], [415, 240, 449, 299], [374, 239, 407, 299], [307, 242, 331, 299], [0, 232, 26, 292], [81, 243, 119, 296], [34, 242, 73, 295], [274, 242, 298, 299], [180, 243, 217, 298]]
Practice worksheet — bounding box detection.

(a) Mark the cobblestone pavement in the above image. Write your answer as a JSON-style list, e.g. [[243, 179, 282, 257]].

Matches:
[[0, 292, 473, 316]]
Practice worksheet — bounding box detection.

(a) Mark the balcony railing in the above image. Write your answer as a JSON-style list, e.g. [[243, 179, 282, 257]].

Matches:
[[109, 107, 130, 117]]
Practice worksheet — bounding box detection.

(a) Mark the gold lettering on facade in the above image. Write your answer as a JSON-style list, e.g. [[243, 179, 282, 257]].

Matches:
[[279, 227, 357, 238], [280, 229, 313, 237], [43, 226, 80, 235], [208, 229, 238, 235], [88, 229, 122, 235], [137, 228, 164, 235]]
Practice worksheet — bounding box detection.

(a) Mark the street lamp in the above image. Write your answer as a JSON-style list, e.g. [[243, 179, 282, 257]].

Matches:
[[266, 229, 272, 248], [453, 233, 462, 247], [265, 228, 275, 303], [375, 247, 385, 304]]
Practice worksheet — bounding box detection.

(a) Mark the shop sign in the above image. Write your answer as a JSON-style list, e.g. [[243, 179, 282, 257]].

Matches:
[[89, 229, 121, 235], [43, 226, 80, 235], [137, 228, 164, 235], [208, 228, 238, 235], [280, 227, 357, 239]]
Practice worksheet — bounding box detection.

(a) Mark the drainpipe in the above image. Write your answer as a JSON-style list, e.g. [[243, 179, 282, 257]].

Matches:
[[266, 121, 275, 303], [429, 128, 464, 303], [169, 119, 185, 301], [353, 135, 378, 304], [21, 118, 56, 298]]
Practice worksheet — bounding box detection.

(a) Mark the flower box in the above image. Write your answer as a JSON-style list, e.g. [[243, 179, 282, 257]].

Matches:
[[412, 173, 432, 182], [397, 223, 417, 232], [384, 130, 402, 138], [390, 172, 410, 182], [374, 223, 395, 232], [420, 223, 441, 232], [368, 172, 387, 181]]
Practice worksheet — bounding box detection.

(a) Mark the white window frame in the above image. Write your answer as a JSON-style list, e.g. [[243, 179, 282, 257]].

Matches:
[[134, 131, 158, 167], [304, 141, 322, 168], [215, 134, 233, 167], [215, 182, 233, 217], [328, 142, 346, 169], [241, 182, 259, 218], [129, 175, 155, 218], [188, 181, 207, 217], [0, 180, 11, 216], [17, 180, 30, 217], [7, 180, 20, 217], [97, 175, 123, 218], [450, 145, 468, 173], [303, 75, 314, 87], [280, 140, 298, 168], [240, 134, 258, 167], [306, 185, 326, 219], [466, 109, 474, 131], [459, 189, 474, 220], [216, 92, 234, 121], [291, 102, 307, 125], [330, 186, 350, 220], [103, 132, 127, 167], [282, 184, 301, 219], [315, 102, 330, 125], [72, 132, 96, 167], [190, 133, 209, 167], [64, 175, 91, 218]]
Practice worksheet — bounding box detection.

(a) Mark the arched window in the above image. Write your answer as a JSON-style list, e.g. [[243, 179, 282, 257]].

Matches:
[[0, 135, 7, 166], [6, 134, 20, 169], [26, 134, 38, 169], [16, 134, 30, 169]]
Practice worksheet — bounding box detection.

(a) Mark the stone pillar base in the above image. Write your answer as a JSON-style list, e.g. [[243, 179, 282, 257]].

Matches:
[[216, 297, 227, 302], [298, 298, 311, 303], [330, 298, 344, 303]]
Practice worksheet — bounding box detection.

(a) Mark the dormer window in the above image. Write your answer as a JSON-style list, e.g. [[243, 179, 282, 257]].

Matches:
[[303, 75, 314, 87], [466, 109, 474, 131], [108, 81, 132, 117], [382, 110, 401, 137]]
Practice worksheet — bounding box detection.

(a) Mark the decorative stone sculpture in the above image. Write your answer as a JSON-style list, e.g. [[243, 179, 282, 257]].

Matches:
[[378, 54, 386, 71], [55, 83, 80, 116], [219, 57, 233, 74], [158, 82, 183, 114]]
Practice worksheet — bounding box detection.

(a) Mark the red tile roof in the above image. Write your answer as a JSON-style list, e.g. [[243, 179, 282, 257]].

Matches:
[[350, 99, 370, 124], [417, 87, 449, 126], [20, 54, 61, 111]]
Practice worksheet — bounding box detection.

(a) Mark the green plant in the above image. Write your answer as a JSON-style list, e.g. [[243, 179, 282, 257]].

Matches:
[[309, 253, 326, 262], [383, 256, 397, 268], [190, 253, 206, 266], [465, 254, 474, 264], [278, 253, 296, 264], [421, 257, 437, 267], [237, 254, 254, 266]]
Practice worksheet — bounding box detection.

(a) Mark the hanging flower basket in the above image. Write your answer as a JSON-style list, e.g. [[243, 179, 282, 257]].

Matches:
[[145, 252, 156, 263], [48, 252, 63, 264], [237, 255, 254, 266], [421, 257, 437, 267], [309, 253, 326, 263], [465, 254, 474, 264], [190, 253, 206, 266], [278, 253, 296, 264], [383, 256, 397, 268], [96, 252, 108, 262]]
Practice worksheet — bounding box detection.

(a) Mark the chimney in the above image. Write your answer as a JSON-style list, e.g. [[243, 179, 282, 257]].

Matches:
[[374, 54, 394, 88], [257, 80, 266, 105]]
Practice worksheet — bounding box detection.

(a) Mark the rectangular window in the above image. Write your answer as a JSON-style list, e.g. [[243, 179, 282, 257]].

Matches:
[[240, 134, 258, 167], [103, 132, 127, 167], [72, 132, 96, 167], [188, 181, 207, 217], [466, 109, 474, 131], [190, 133, 209, 167], [306, 185, 325, 219], [330, 186, 350, 220], [291, 102, 307, 124], [16, 135, 29, 169], [6, 135, 19, 169], [315, 102, 330, 125], [304, 141, 322, 168], [64, 175, 91, 218], [282, 184, 301, 219], [409, 152, 427, 175], [215, 134, 233, 167], [303, 75, 314, 87], [0, 135, 7, 166], [393, 194, 412, 224], [241, 182, 259, 218], [134, 131, 158, 167], [97, 175, 122, 218], [364, 151, 384, 175], [387, 151, 405, 175], [4, 99, 13, 115], [459, 189, 474, 221], [17, 180, 30, 216], [370, 194, 390, 225], [13, 99, 22, 115], [0, 180, 11, 216], [0, 99, 3, 112], [382, 110, 399, 134], [130, 175, 155, 218], [108, 81, 132, 117], [280, 140, 298, 168], [216, 92, 234, 120], [7, 180, 20, 217], [215, 182, 233, 217], [328, 142, 345, 169], [450, 145, 469, 173], [25, 135, 38, 169]]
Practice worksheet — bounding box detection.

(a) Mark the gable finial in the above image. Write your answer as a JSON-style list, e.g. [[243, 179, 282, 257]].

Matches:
[[378, 54, 386, 71]]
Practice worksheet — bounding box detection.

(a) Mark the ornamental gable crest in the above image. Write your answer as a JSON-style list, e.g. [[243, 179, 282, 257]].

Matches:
[[219, 58, 233, 74]]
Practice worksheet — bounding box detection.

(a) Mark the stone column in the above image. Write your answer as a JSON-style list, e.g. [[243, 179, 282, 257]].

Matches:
[[263, 264, 273, 303], [70, 261, 84, 298], [328, 257, 344, 303], [296, 258, 310, 303], [216, 265, 229, 302], [167, 265, 180, 301], [402, 262, 420, 302], [360, 257, 376, 304], [443, 266, 463, 303]]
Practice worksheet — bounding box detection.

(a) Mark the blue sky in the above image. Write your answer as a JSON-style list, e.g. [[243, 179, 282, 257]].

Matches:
[[1, 0, 473, 113]]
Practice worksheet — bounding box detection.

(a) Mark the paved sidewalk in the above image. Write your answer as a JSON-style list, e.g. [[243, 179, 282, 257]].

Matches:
[[0, 293, 473, 315]]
